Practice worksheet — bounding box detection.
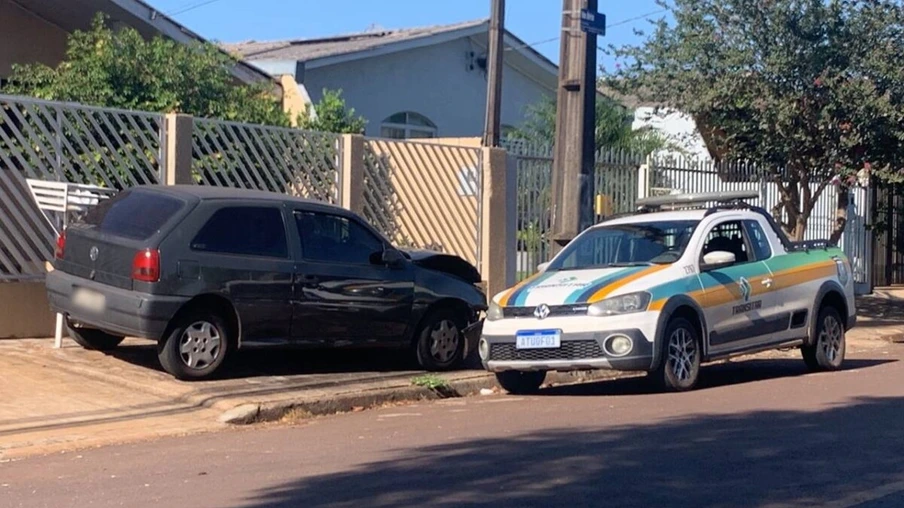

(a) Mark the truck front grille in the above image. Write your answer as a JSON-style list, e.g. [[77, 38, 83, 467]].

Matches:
[[489, 340, 603, 362]]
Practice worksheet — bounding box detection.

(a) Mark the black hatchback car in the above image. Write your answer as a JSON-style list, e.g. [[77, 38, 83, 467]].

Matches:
[[46, 185, 487, 380]]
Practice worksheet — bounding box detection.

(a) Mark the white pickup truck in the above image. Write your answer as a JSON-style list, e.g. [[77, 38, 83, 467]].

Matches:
[[480, 192, 857, 393]]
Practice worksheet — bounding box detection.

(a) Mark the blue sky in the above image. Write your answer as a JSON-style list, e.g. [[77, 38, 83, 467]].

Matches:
[[149, 0, 667, 72]]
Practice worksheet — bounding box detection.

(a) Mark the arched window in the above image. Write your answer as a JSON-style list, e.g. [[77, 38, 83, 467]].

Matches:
[[380, 112, 437, 139]]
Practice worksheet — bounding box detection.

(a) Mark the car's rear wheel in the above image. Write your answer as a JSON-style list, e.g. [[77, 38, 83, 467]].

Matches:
[[495, 370, 547, 394], [158, 310, 230, 381], [415, 309, 466, 371], [67, 319, 124, 351], [653, 317, 701, 392], [802, 306, 845, 372]]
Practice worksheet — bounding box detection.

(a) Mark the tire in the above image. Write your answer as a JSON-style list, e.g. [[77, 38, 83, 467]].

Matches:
[[158, 309, 230, 381], [67, 320, 124, 351], [653, 317, 702, 392], [802, 306, 845, 372], [495, 370, 547, 395], [414, 309, 467, 371]]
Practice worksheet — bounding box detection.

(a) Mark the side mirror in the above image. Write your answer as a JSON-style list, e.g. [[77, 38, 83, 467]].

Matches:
[[537, 262, 550, 273], [381, 249, 405, 267], [701, 251, 736, 271]]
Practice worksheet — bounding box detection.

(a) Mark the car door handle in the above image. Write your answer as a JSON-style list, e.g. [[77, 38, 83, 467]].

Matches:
[[762, 278, 773, 288]]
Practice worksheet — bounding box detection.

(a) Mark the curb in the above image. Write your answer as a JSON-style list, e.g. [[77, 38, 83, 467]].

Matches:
[[219, 369, 626, 425]]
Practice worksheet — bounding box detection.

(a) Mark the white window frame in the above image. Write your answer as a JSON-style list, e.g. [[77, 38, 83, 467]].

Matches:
[[380, 112, 437, 140]]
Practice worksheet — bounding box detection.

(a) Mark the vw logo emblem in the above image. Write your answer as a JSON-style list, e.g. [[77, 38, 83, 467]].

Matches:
[[89, 246, 99, 261], [534, 304, 550, 320]]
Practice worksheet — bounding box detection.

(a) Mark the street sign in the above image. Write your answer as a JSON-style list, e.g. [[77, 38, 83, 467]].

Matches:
[[579, 9, 606, 36]]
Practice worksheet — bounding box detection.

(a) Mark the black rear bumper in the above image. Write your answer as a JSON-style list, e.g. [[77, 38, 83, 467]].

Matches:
[[46, 270, 188, 340]]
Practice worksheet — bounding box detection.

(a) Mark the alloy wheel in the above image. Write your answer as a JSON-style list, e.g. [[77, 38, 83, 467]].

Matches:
[[179, 321, 222, 370]]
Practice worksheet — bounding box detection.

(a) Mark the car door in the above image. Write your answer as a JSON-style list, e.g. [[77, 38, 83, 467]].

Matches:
[[697, 219, 780, 354], [188, 203, 295, 345], [290, 209, 415, 347]]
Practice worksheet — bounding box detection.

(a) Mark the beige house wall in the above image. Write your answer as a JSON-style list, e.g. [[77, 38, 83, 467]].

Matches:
[[0, 281, 57, 338], [363, 138, 481, 265], [0, 0, 68, 79], [427, 137, 483, 148]]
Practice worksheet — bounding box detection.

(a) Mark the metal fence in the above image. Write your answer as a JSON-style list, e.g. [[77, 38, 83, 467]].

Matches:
[[362, 138, 483, 268], [646, 157, 839, 241], [192, 118, 342, 204], [505, 139, 643, 279], [505, 140, 871, 291], [648, 157, 871, 290], [0, 94, 166, 281]]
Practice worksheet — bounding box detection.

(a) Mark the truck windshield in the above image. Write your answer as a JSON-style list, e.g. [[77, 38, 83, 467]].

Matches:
[[548, 220, 700, 271], [80, 190, 185, 241]]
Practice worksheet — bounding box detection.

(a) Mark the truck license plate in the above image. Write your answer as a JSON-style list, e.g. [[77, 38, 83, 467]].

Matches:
[[515, 329, 561, 349], [72, 287, 105, 313]]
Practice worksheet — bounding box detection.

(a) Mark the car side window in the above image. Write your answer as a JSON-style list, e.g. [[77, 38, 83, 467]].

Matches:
[[701, 220, 750, 265], [295, 211, 384, 265], [744, 220, 772, 261], [191, 206, 288, 258]]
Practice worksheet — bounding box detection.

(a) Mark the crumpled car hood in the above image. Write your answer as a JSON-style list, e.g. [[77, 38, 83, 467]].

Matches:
[[400, 249, 482, 284]]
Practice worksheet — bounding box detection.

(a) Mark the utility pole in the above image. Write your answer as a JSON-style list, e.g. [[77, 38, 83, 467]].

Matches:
[[549, 0, 601, 253], [483, 0, 505, 147]]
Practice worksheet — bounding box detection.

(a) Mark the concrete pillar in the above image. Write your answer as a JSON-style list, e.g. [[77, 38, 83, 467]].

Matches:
[[480, 146, 517, 298], [164, 113, 194, 186], [339, 134, 366, 214]]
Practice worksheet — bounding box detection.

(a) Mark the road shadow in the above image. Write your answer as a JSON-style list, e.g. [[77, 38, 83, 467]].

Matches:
[[540, 358, 895, 397], [237, 395, 904, 508], [106, 342, 483, 379]]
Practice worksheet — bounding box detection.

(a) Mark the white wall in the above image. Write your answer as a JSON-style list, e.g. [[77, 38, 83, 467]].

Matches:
[[255, 38, 553, 138], [633, 106, 712, 159]]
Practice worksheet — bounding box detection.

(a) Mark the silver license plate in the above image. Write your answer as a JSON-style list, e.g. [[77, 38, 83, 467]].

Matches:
[[515, 330, 561, 349]]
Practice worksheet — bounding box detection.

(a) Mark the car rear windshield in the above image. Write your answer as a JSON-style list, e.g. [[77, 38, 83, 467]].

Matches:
[[548, 220, 700, 271], [80, 190, 184, 241]]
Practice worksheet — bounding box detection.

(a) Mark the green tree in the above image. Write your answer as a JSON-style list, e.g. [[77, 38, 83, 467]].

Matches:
[[298, 89, 367, 134], [606, 0, 904, 242], [509, 94, 670, 154], [3, 13, 288, 126]]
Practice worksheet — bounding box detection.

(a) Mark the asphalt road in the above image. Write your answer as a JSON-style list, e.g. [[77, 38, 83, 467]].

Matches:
[[4, 345, 904, 508]]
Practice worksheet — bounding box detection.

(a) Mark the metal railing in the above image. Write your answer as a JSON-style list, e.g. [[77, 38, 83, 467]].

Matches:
[[504, 140, 870, 289], [0, 94, 166, 282], [192, 118, 342, 204]]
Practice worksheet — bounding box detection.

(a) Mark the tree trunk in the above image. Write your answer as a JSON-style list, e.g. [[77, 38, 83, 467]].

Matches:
[[791, 216, 808, 242], [829, 186, 849, 245]]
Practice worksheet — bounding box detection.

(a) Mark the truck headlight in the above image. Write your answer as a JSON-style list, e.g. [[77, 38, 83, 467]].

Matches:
[[487, 300, 504, 321], [588, 292, 651, 316]]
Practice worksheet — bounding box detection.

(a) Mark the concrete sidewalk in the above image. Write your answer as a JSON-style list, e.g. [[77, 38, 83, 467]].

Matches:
[[1, 295, 902, 461]]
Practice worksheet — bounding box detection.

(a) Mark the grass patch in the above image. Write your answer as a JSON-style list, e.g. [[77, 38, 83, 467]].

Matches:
[[411, 374, 450, 390]]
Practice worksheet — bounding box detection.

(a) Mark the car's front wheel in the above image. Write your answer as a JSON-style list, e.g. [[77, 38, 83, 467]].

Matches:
[[802, 306, 845, 372], [67, 320, 124, 351], [653, 317, 701, 392], [495, 370, 547, 394], [414, 309, 466, 371], [158, 310, 230, 381]]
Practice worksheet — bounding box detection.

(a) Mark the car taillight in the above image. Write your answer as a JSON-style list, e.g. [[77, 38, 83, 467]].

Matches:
[[54, 232, 66, 259], [132, 249, 160, 282]]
